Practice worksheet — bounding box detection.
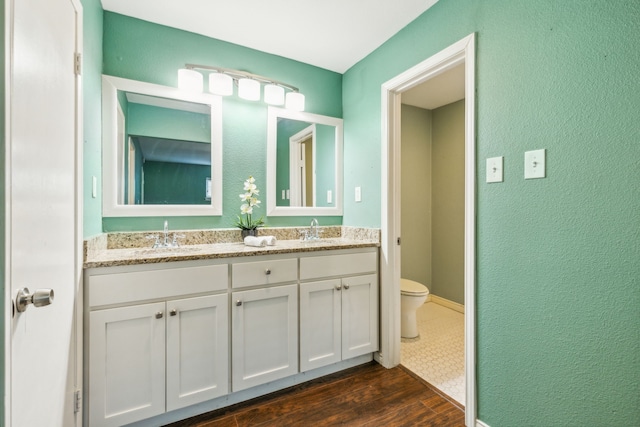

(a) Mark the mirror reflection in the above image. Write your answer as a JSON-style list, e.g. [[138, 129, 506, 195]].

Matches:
[[267, 107, 343, 216], [118, 92, 212, 205], [102, 75, 223, 217], [275, 119, 336, 207]]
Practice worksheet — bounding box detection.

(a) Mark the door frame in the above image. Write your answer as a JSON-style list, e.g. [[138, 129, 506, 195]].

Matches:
[[3, 0, 84, 423], [378, 33, 476, 425]]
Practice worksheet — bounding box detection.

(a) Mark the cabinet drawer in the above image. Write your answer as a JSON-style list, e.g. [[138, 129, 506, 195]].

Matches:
[[88, 264, 228, 307], [232, 258, 297, 289], [300, 252, 377, 280]]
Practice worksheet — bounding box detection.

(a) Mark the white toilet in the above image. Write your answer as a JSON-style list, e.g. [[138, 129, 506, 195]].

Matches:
[[401, 278, 430, 338]]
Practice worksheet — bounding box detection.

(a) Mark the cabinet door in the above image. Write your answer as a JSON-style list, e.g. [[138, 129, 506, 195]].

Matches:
[[232, 284, 298, 392], [300, 279, 342, 372], [89, 302, 166, 427], [166, 294, 229, 412], [341, 274, 379, 360]]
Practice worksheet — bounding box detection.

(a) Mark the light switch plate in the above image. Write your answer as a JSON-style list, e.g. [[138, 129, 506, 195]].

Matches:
[[327, 190, 332, 204], [486, 156, 504, 183], [525, 149, 546, 179], [92, 176, 97, 198], [355, 186, 362, 202]]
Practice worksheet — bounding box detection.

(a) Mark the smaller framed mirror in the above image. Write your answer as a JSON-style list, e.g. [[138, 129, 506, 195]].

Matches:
[[267, 107, 343, 216], [102, 75, 223, 217]]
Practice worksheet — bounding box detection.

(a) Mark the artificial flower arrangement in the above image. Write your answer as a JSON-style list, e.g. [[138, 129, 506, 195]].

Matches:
[[234, 176, 265, 235]]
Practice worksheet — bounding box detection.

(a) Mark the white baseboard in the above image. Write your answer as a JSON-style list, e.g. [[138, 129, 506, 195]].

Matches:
[[428, 294, 465, 313], [476, 419, 490, 427]]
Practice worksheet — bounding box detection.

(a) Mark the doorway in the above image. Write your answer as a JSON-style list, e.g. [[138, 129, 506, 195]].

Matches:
[[400, 70, 466, 404], [378, 34, 476, 426]]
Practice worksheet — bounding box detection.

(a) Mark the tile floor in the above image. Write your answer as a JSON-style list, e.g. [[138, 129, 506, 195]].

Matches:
[[401, 301, 465, 405]]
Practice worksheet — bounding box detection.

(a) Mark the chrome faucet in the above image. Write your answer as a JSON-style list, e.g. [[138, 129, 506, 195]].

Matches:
[[301, 218, 321, 241], [147, 221, 184, 248], [163, 220, 170, 246], [310, 218, 319, 239]]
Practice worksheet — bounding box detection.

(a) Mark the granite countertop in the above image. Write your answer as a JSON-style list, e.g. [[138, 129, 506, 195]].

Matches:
[[84, 226, 380, 269]]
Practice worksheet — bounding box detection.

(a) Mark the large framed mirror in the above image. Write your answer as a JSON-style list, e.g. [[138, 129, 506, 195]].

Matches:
[[267, 107, 343, 216], [102, 75, 222, 217]]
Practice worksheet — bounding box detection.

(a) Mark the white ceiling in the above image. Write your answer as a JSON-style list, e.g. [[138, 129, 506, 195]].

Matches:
[[100, 0, 439, 74], [402, 63, 465, 110]]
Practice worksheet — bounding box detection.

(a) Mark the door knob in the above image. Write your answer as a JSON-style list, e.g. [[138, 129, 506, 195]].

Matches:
[[15, 288, 54, 313]]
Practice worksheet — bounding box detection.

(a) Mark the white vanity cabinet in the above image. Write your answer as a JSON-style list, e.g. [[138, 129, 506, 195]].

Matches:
[[299, 250, 378, 372], [85, 262, 229, 427], [231, 257, 298, 392]]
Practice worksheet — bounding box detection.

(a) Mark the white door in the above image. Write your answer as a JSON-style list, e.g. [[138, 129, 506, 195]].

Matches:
[[299, 279, 341, 372], [342, 274, 378, 360], [231, 284, 298, 392], [89, 303, 166, 427], [166, 294, 229, 411], [5, 0, 82, 425]]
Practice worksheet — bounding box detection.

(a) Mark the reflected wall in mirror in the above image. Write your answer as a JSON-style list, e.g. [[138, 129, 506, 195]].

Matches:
[[267, 107, 343, 216], [103, 75, 222, 217]]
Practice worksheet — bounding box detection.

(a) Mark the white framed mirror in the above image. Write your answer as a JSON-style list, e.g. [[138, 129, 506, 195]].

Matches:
[[102, 75, 222, 217], [267, 107, 343, 216]]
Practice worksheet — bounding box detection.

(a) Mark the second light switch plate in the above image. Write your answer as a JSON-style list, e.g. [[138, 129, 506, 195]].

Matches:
[[486, 156, 503, 183], [525, 149, 546, 179]]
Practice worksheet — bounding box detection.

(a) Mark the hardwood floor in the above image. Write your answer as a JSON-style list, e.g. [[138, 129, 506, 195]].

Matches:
[[165, 362, 465, 427]]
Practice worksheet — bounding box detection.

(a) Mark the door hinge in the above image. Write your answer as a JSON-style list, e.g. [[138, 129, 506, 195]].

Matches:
[[74, 52, 82, 75], [397, 237, 401, 245], [74, 390, 81, 413]]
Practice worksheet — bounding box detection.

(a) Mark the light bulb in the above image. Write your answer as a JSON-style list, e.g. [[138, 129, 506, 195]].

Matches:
[[264, 84, 285, 105], [178, 68, 203, 93], [238, 78, 260, 101], [209, 72, 233, 96], [285, 92, 305, 111]]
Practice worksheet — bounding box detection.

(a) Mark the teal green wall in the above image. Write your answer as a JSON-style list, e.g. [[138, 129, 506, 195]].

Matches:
[[143, 161, 210, 205], [275, 119, 308, 207], [100, 12, 343, 231], [127, 103, 210, 143], [82, 0, 103, 238], [343, 1, 640, 425]]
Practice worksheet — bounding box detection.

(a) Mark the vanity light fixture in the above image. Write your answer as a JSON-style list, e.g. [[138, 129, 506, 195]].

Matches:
[[178, 68, 204, 93], [264, 84, 285, 106], [238, 77, 260, 101], [208, 72, 233, 96], [285, 91, 305, 112], [178, 64, 305, 111]]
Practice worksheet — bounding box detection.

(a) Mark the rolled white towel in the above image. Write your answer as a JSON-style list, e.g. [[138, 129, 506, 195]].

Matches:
[[244, 236, 266, 247], [263, 235, 277, 246]]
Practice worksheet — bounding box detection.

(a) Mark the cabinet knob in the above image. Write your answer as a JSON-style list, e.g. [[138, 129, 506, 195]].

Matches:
[[344, 284, 350, 290], [265, 268, 272, 275], [336, 285, 342, 291], [170, 309, 177, 316], [155, 311, 163, 319], [236, 300, 242, 306]]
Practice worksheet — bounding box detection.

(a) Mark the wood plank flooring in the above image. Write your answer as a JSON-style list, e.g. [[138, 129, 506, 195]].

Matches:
[[165, 362, 465, 427]]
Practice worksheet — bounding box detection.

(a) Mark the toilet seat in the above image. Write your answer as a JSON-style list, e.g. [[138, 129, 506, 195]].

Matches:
[[401, 279, 429, 296]]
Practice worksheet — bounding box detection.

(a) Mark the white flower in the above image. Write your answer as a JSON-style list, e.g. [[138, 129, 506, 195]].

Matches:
[[240, 192, 251, 201], [249, 198, 261, 207], [240, 203, 253, 214], [246, 176, 255, 184]]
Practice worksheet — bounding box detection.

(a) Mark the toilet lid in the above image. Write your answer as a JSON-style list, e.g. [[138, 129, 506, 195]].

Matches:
[[401, 279, 429, 295]]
